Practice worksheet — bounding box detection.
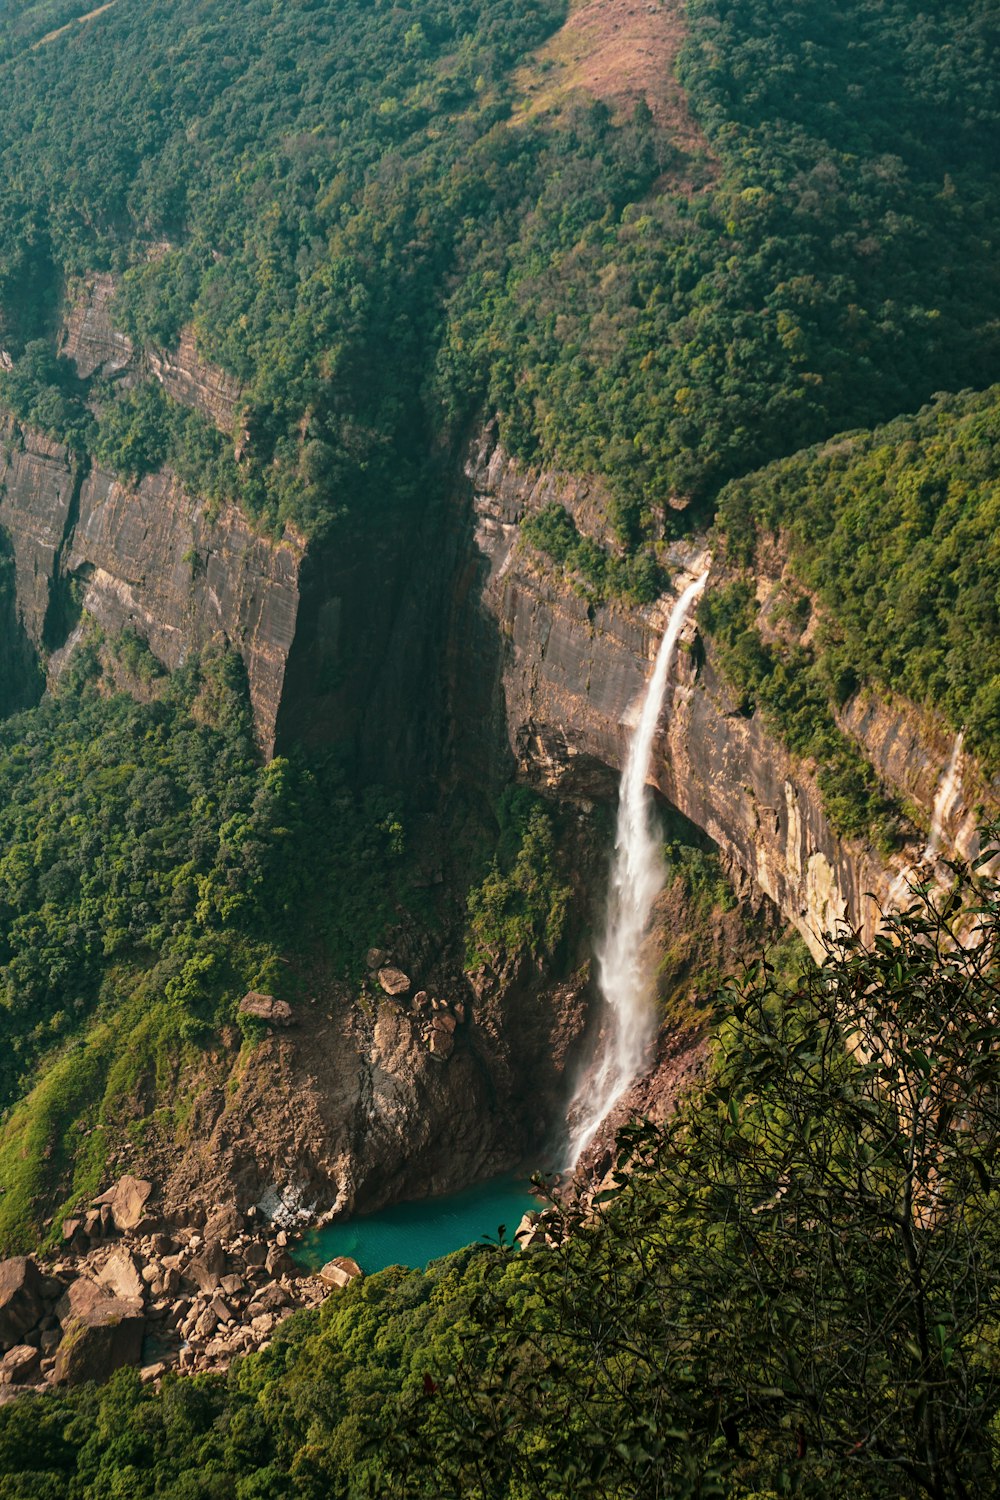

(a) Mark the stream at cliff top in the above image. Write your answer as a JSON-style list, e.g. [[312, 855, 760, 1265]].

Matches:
[[295, 1176, 541, 1273]]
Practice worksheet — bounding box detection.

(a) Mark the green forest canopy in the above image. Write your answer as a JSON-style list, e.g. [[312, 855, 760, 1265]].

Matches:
[[713, 385, 1000, 768], [0, 0, 995, 542], [1, 861, 999, 1498]]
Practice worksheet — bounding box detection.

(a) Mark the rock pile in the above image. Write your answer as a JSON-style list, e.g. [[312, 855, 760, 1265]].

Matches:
[[0, 1175, 343, 1400], [366, 950, 468, 1061]]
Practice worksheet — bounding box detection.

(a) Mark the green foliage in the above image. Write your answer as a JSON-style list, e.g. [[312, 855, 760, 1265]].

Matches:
[[466, 788, 572, 966], [0, 0, 997, 544], [7, 850, 1000, 1496], [0, 340, 93, 452], [91, 379, 243, 504], [665, 839, 735, 922], [700, 581, 902, 850], [407, 858, 1000, 1499], [0, 631, 409, 1247], [717, 386, 1000, 768], [0, 0, 567, 535], [447, 0, 1000, 526], [521, 502, 661, 603]]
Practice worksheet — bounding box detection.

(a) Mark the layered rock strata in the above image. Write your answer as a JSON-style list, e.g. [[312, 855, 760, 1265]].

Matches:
[[464, 434, 1000, 959], [59, 273, 243, 432], [0, 420, 302, 755]]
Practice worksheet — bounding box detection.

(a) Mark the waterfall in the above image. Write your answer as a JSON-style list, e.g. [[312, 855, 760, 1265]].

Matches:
[[923, 730, 964, 862], [565, 569, 710, 1170], [886, 729, 964, 912]]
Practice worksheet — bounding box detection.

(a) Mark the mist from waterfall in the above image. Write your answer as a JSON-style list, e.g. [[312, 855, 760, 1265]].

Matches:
[[565, 569, 710, 1171]]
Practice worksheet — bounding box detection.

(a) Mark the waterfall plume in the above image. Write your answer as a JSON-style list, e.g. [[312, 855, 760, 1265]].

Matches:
[[565, 568, 710, 1171]]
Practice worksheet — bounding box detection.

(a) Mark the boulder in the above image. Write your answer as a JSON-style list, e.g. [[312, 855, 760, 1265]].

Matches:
[[186, 1241, 226, 1293], [208, 1295, 232, 1324], [57, 1276, 131, 1323], [265, 1246, 297, 1278], [252, 1283, 292, 1313], [194, 1308, 218, 1339], [109, 1175, 154, 1232], [204, 1203, 244, 1242], [0, 1345, 40, 1385], [427, 1026, 455, 1059], [377, 967, 410, 997], [318, 1257, 362, 1290], [61, 1218, 82, 1243], [365, 948, 387, 971], [54, 1297, 144, 1384], [238, 992, 293, 1026], [0, 1259, 46, 1352], [97, 1249, 145, 1304]]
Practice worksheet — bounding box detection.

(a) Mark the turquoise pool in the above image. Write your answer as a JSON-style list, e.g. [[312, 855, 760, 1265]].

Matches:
[[296, 1174, 541, 1274]]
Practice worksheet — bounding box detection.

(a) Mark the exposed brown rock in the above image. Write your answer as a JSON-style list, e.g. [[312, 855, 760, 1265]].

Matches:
[[239, 992, 294, 1026], [59, 272, 133, 379], [0, 1259, 46, 1352], [465, 430, 1000, 960], [265, 1246, 297, 1278], [146, 327, 244, 434], [109, 1176, 154, 1233], [186, 1243, 226, 1293], [318, 1257, 362, 1289], [377, 967, 411, 997], [97, 1249, 145, 1304], [55, 1297, 145, 1385], [0, 1345, 40, 1385]]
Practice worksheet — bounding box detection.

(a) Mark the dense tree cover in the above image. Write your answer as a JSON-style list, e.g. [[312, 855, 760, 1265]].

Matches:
[[465, 786, 572, 966], [0, 0, 569, 534], [2, 853, 998, 1497], [0, 0, 996, 547], [520, 502, 661, 603], [447, 0, 1000, 534], [700, 578, 904, 850], [0, 631, 409, 1247], [715, 385, 1000, 769]]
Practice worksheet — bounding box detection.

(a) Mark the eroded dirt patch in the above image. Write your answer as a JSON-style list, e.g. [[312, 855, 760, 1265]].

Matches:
[[513, 0, 708, 153]]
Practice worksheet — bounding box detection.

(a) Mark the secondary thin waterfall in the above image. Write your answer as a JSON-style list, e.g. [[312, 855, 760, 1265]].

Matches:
[[565, 568, 710, 1170], [886, 729, 964, 912], [923, 730, 964, 862]]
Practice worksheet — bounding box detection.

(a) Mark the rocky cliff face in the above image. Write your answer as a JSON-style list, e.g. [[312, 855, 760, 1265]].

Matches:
[[463, 433, 1000, 960], [0, 419, 302, 755], [59, 273, 243, 432]]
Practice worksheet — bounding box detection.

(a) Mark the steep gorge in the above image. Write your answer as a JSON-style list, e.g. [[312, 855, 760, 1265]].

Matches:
[[1, 276, 997, 1231]]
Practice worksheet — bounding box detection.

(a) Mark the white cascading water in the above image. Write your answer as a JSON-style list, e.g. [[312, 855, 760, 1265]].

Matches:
[[923, 729, 964, 862], [886, 729, 964, 911], [565, 568, 710, 1170]]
